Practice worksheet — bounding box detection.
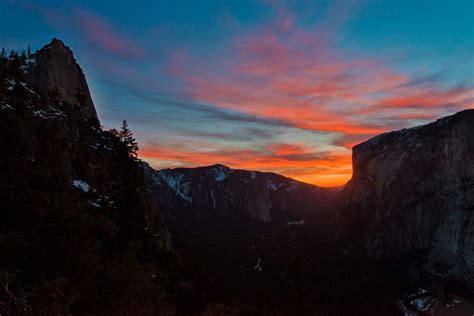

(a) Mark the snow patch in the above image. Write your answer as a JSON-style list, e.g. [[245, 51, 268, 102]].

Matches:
[[285, 181, 299, 191], [254, 258, 262, 272], [266, 180, 283, 191], [32, 106, 65, 120], [398, 288, 435, 316], [158, 171, 192, 203], [207, 165, 231, 182], [20, 57, 36, 72], [72, 180, 92, 193], [286, 220, 305, 226], [0, 103, 13, 112]]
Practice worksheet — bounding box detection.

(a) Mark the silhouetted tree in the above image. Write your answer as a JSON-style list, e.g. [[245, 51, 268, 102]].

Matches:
[[118, 120, 138, 159], [27, 45, 31, 58]]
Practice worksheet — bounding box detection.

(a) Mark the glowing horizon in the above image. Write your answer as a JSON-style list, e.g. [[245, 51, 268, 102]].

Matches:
[[2, 0, 473, 187]]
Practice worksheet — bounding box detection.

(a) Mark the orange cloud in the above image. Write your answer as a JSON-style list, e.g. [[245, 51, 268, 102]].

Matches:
[[152, 1, 473, 187]]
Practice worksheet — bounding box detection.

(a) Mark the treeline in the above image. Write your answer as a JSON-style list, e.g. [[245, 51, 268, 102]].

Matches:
[[1, 45, 33, 60], [0, 46, 32, 99]]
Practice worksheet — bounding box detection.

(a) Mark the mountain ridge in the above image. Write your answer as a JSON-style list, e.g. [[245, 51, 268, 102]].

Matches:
[[144, 161, 337, 223]]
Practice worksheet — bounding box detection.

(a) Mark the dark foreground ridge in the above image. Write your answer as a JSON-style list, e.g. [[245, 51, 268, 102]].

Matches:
[[0, 39, 230, 315]]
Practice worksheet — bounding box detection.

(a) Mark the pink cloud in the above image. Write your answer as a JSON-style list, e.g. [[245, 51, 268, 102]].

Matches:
[[158, 0, 473, 184], [20, 3, 146, 59], [73, 8, 145, 59]]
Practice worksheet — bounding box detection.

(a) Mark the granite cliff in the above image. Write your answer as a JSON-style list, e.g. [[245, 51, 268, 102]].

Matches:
[[335, 109, 474, 292]]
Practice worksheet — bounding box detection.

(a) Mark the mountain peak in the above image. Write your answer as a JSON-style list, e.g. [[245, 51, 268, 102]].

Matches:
[[47, 38, 68, 49], [24, 38, 98, 121]]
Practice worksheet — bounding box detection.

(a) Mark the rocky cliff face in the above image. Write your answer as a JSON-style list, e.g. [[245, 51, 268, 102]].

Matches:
[[1, 38, 169, 250], [23, 38, 98, 121], [0, 39, 185, 313], [144, 163, 336, 222], [335, 109, 474, 291]]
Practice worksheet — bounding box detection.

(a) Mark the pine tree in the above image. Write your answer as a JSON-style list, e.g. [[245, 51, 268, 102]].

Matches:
[[1, 48, 5, 59], [27, 45, 31, 58], [118, 120, 138, 159]]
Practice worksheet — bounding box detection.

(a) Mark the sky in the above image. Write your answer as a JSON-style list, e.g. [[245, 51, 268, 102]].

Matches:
[[1, 0, 473, 187]]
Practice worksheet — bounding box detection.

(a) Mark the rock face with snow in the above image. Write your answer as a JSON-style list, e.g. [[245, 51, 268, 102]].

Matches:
[[335, 109, 474, 291], [144, 163, 336, 222], [1, 38, 170, 265], [24, 38, 98, 121]]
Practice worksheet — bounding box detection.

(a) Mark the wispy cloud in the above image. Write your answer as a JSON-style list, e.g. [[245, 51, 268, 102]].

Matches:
[[8, 0, 472, 187], [168, 0, 473, 141], [17, 2, 145, 59]]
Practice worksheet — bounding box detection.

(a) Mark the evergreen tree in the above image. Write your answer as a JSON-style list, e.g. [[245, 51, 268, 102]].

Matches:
[[27, 45, 31, 58], [1, 48, 5, 59], [118, 120, 138, 159], [8, 51, 22, 79]]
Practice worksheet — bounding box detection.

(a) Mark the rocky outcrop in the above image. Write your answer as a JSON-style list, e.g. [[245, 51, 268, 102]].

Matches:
[[1, 39, 169, 270], [335, 109, 474, 291], [144, 163, 336, 222], [0, 38, 239, 314], [24, 38, 98, 121]]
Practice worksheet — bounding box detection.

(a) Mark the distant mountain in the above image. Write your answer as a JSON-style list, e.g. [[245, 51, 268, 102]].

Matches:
[[143, 163, 337, 223], [335, 109, 474, 292]]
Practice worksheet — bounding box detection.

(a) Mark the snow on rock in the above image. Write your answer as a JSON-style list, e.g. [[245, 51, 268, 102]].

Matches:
[[90, 201, 100, 208], [19, 82, 39, 96], [286, 220, 305, 226], [32, 110, 47, 119], [398, 289, 435, 316], [4, 79, 38, 96], [254, 258, 262, 272], [0, 103, 13, 112], [207, 164, 231, 182], [72, 180, 92, 193], [265, 180, 284, 191], [250, 171, 257, 179], [32, 106, 65, 120], [20, 57, 37, 72], [158, 171, 192, 203], [285, 181, 299, 191], [5, 79, 16, 90]]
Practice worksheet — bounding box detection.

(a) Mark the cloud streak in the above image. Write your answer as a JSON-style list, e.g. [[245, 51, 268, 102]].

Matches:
[[17, 2, 146, 59], [156, 0, 473, 185]]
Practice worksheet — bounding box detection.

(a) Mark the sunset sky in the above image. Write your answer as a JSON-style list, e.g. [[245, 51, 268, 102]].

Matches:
[[1, 0, 473, 186]]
